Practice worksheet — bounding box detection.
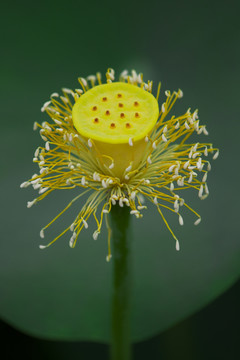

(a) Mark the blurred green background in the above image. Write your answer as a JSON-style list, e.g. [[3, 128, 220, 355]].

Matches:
[[1, 0, 239, 358]]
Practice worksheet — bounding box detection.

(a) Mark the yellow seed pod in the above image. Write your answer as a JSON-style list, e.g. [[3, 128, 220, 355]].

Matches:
[[72, 82, 159, 179]]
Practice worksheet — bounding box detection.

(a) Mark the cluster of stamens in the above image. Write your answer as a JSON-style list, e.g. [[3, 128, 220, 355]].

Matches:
[[21, 68, 219, 259]]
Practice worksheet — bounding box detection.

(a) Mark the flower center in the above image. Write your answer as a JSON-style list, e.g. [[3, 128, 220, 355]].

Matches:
[[72, 82, 159, 144]]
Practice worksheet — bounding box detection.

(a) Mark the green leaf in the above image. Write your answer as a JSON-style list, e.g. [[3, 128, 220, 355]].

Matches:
[[0, 128, 239, 342]]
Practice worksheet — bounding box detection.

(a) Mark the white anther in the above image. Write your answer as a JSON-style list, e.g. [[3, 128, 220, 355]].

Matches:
[[125, 164, 132, 173], [103, 209, 109, 213], [152, 141, 157, 149], [31, 177, 40, 185], [41, 101, 51, 112], [112, 195, 118, 200], [174, 199, 179, 212], [198, 184, 204, 198], [119, 198, 124, 207], [163, 125, 168, 133], [128, 137, 133, 146], [88, 139, 92, 148], [178, 89, 183, 98], [81, 176, 86, 186], [33, 183, 41, 190], [204, 147, 208, 157], [188, 150, 193, 159], [70, 223, 75, 232], [192, 152, 200, 159], [213, 150, 219, 160], [138, 205, 147, 211], [130, 191, 136, 200], [87, 75, 96, 83], [62, 88, 73, 94], [192, 143, 199, 152], [40, 229, 44, 238], [170, 182, 174, 191], [165, 90, 171, 97], [188, 116, 194, 125], [111, 198, 116, 205], [137, 73, 142, 83], [27, 199, 37, 208], [130, 210, 139, 215], [40, 167, 48, 174], [93, 231, 99, 240], [145, 136, 149, 142], [82, 218, 88, 229], [196, 158, 202, 169], [161, 103, 165, 113], [169, 164, 176, 172], [123, 198, 130, 206], [147, 155, 152, 164], [75, 88, 83, 95], [179, 198, 185, 206], [120, 69, 128, 78], [177, 177, 184, 187], [153, 196, 158, 205], [176, 240, 180, 251], [45, 142, 50, 151], [203, 126, 209, 135], [175, 121, 180, 129], [192, 110, 198, 121], [39, 245, 47, 249], [109, 162, 114, 169], [144, 179, 150, 184], [93, 172, 98, 181], [194, 218, 201, 225], [39, 187, 49, 194], [34, 148, 39, 158], [178, 215, 184, 226], [183, 160, 190, 169], [53, 118, 62, 125], [202, 172, 208, 182], [20, 181, 30, 188], [194, 121, 199, 131], [162, 133, 168, 142], [207, 162, 211, 171], [106, 254, 112, 262], [51, 92, 59, 98], [33, 122, 38, 130], [102, 179, 108, 188], [197, 127, 203, 135], [188, 173, 193, 183], [80, 77, 87, 87], [205, 183, 209, 194], [185, 121, 190, 130]]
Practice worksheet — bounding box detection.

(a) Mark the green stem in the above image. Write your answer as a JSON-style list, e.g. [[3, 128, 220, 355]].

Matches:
[[109, 205, 132, 360]]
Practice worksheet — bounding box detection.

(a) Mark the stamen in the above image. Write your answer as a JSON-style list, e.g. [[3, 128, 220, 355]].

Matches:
[[194, 218, 201, 225]]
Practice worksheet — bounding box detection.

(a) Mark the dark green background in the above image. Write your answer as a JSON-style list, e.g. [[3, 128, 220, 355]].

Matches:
[[1, 0, 239, 358]]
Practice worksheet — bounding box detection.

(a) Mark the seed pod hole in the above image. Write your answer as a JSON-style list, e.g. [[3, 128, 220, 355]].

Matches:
[[92, 106, 97, 111], [110, 123, 116, 129], [105, 110, 110, 115], [102, 97, 107, 102], [120, 113, 125, 119], [94, 118, 99, 123], [125, 123, 131, 129]]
